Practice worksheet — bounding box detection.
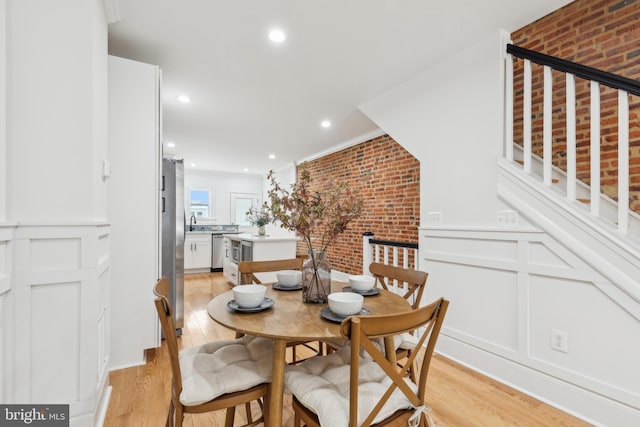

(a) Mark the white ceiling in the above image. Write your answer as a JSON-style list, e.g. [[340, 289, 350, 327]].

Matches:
[[108, 0, 571, 175]]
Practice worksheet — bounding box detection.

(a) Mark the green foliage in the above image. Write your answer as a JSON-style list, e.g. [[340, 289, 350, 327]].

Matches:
[[246, 204, 271, 227]]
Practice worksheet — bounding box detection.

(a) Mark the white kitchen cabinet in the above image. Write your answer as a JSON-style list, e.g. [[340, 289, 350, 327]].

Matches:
[[185, 233, 212, 272], [222, 237, 238, 283]]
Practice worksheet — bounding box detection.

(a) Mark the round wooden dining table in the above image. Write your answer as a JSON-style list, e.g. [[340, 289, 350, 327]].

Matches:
[[207, 280, 411, 427]]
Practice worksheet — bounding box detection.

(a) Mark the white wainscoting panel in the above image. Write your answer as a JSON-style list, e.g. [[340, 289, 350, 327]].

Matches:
[[0, 241, 6, 283], [420, 226, 640, 426], [0, 224, 14, 404], [528, 241, 571, 268], [0, 289, 6, 403], [426, 261, 519, 352], [30, 281, 81, 402], [10, 223, 111, 425], [97, 266, 110, 387], [30, 238, 81, 271], [426, 235, 518, 262], [530, 274, 640, 396]]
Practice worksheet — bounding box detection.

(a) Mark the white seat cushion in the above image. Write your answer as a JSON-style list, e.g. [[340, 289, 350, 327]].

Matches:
[[179, 335, 273, 406], [326, 332, 417, 354], [285, 346, 416, 427], [395, 332, 419, 350]]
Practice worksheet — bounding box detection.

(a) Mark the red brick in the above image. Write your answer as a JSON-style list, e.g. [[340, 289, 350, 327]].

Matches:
[[297, 135, 419, 274], [511, 0, 640, 210]]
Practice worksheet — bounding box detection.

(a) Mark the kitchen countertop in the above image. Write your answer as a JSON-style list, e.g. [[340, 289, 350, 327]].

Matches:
[[186, 230, 240, 235], [223, 233, 298, 242]]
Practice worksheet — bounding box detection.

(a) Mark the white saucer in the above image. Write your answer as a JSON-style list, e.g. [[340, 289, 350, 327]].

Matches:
[[227, 297, 274, 313], [272, 282, 303, 291], [320, 307, 371, 323]]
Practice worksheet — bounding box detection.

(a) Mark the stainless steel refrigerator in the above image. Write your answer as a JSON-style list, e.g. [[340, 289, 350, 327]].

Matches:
[[161, 158, 185, 335]]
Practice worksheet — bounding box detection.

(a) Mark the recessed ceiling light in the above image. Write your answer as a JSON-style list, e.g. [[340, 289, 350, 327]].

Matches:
[[268, 29, 286, 43], [321, 120, 331, 128], [243, 168, 249, 172], [178, 95, 192, 103], [166, 141, 175, 148], [190, 163, 196, 168], [268, 154, 276, 160]]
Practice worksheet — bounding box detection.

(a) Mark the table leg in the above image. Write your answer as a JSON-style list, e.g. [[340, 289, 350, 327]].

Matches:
[[384, 336, 397, 366], [267, 339, 287, 427]]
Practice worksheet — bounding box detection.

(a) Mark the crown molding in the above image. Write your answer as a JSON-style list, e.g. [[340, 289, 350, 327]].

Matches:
[[298, 128, 386, 164], [103, 0, 121, 24]]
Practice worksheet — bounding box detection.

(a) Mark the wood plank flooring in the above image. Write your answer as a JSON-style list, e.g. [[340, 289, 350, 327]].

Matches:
[[103, 273, 591, 427]]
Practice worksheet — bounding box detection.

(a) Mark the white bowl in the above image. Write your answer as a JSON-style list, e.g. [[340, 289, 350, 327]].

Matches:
[[348, 275, 375, 291], [233, 284, 267, 308], [276, 270, 302, 287], [328, 292, 364, 316]]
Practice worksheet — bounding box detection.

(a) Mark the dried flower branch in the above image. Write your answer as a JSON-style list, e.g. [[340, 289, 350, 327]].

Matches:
[[266, 162, 363, 253]]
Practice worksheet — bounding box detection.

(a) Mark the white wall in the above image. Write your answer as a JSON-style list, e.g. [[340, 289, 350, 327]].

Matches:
[[184, 169, 263, 224], [184, 167, 300, 237], [359, 28, 640, 424], [7, 0, 107, 222], [261, 162, 298, 236], [0, 0, 6, 222], [360, 31, 508, 227], [3, 1, 112, 426]]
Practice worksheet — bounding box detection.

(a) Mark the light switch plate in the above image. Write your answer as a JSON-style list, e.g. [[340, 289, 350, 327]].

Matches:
[[102, 160, 111, 180]]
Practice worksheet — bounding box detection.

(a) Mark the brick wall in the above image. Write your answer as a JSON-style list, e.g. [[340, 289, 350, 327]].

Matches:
[[511, 0, 640, 212], [296, 134, 420, 275]]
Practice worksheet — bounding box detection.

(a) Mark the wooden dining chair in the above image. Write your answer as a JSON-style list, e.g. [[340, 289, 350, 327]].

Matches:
[[369, 262, 428, 381], [238, 258, 303, 285], [153, 277, 273, 427], [286, 297, 449, 427], [238, 258, 323, 362]]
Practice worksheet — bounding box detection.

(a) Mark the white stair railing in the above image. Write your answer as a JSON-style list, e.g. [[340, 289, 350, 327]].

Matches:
[[505, 43, 640, 238], [361, 231, 420, 304]]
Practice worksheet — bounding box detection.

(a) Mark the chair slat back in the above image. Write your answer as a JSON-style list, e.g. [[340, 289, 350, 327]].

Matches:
[[238, 258, 303, 284], [340, 298, 449, 427], [369, 262, 428, 310], [153, 277, 183, 398]]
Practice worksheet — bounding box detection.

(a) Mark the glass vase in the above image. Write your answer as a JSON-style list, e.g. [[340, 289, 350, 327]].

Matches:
[[258, 225, 266, 236], [302, 249, 331, 304]]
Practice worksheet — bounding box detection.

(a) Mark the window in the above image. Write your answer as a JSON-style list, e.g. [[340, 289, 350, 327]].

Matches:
[[189, 189, 211, 218]]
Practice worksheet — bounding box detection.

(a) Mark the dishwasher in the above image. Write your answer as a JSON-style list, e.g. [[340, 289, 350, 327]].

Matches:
[[211, 234, 224, 272]]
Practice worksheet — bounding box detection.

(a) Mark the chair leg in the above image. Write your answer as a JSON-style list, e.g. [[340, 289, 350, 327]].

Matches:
[[245, 402, 253, 424], [224, 406, 235, 427], [262, 395, 269, 424], [166, 400, 174, 427], [175, 405, 184, 427]]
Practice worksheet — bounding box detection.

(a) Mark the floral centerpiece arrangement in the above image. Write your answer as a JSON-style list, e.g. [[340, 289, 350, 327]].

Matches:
[[266, 163, 363, 303], [246, 204, 271, 235]]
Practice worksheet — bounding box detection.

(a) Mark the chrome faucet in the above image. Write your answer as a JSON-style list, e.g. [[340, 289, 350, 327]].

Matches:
[[189, 214, 196, 231]]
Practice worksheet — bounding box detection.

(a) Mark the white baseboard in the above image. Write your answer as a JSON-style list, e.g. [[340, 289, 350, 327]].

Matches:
[[94, 385, 112, 427], [437, 335, 638, 427], [108, 357, 147, 372]]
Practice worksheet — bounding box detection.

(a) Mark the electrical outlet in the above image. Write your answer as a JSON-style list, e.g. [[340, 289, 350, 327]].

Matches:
[[550, 329, 568, 353], [426, 212, 442, 226], [497, 210, 518, 226]]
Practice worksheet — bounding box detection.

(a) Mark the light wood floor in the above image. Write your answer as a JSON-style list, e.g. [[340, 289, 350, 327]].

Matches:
[[103, 273, 591, 427]]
